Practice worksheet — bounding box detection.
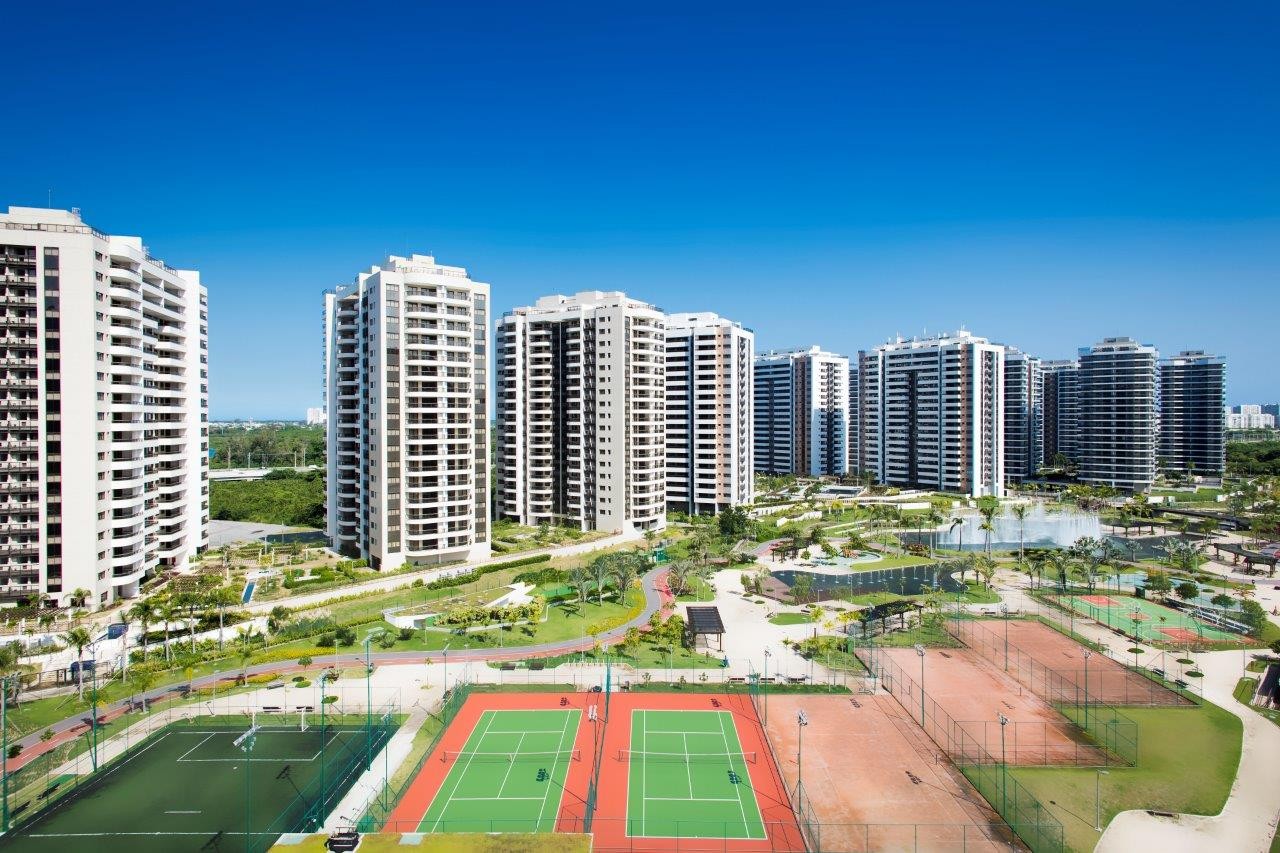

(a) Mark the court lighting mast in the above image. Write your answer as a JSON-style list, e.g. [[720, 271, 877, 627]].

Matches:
[[997, 712, 1009, 819], [914, 644, 926, 726], [1082, 649, 1092, 728], [794, 709, 809, 803], [363, 629, 386, 771]]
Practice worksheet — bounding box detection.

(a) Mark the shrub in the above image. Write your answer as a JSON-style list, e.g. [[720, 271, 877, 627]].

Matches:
[[398, 627, 417, 641], [317, 633, 336, 648], [335, 626, 356, 647], [425, 554, 551, 591]]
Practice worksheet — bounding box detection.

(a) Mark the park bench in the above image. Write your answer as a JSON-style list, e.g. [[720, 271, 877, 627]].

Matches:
[[787, 676, 808, 684], [1149, 668, 1165, 678], [263, 705, 283, 712], [1174, 680, 1188, 689], [728, 676, 747, 684]]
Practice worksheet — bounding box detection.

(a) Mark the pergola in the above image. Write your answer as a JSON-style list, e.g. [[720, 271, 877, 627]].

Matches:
[[686, 606, 727, 652]]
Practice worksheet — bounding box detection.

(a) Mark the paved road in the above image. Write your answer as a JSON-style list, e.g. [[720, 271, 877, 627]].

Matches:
[[5, 566, 672, 771]]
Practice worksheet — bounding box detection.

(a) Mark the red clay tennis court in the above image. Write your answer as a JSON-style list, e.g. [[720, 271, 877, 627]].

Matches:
[[959, 619, 1191, 706], [880, 647, 1108, 765], [763, 694, 1012, 853]]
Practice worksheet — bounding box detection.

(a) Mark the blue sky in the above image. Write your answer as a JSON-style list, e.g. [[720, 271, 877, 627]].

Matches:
[[3, 1, 1277, 417]]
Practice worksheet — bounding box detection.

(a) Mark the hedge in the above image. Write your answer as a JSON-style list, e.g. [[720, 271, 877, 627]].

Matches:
[[424, 554, 551, 591]]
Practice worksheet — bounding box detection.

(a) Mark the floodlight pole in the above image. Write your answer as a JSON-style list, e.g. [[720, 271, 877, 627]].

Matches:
[[318, 670, 330, 822], [88, 636, 104, 771], [362, 630, 383, 772], [914, 644, 926, 727], [1000, 604, 1009, 670], [795, 709, 809, 803], [998, 712, 1009, 820], [243, 734, 256, 853], [1082, 649, 1092, 729], [762, 649, 771, 726]]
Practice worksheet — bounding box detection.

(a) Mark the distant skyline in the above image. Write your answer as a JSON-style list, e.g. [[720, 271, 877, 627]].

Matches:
[[4, 2, 1276, 418]]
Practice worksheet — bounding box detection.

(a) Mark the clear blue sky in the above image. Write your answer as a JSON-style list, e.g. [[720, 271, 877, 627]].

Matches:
[[4, 1, 1277, 418]]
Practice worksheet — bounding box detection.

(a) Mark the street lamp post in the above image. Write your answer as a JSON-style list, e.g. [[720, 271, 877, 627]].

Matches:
[[998, 712, 1009, 819], [442, 641, 452, 692], [795, 709, 809, 802], [1095, 768, 1110, 831], [914, 644, 926, 727]]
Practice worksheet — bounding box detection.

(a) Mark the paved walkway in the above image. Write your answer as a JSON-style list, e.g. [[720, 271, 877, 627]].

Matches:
[[4, 564, 672, 772]]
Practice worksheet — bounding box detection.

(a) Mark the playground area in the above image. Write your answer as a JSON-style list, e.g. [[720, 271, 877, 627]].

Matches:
[[762, 693, 1012, 853], [0, 717, 391, 852], [1049, 593, 1243, 645]]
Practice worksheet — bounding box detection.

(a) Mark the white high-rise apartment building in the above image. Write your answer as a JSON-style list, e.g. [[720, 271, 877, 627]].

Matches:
[[858, 331, 1005, 497], [495, 292, 666, 534], [1077, 337, 1159, 491], [0, 207, 209, 608], [1003, 347, 1043, 483], [324, 255, 491, 569], [1041, 360, 1080, 466], [1226, 410, 1274, 429], [1159, 351, 1225, 477], [753, 347, 849, 477], [664, 312, 754, 515]]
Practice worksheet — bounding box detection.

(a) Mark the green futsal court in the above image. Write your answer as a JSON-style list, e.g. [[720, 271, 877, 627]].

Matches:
[[625, 709, 766, 840], [1052, 593, 1241, 643], [0, 719, 392, 852], [414, 709, 582, 834]]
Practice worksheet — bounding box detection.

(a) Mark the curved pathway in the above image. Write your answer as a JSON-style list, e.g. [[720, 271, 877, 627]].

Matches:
[[5, 567, 672, 771]]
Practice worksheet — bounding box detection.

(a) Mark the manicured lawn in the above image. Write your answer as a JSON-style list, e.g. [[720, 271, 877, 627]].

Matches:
[[270, 833, 591, 852], [846, 554, 933, 571], [869, 621, 961, 648], [1234, 677, 1280, 730], [768, 612, 814, 625], [675, 575, 716, 602], [493, 639, 723, 671], [1012, 701, 1242, 853]]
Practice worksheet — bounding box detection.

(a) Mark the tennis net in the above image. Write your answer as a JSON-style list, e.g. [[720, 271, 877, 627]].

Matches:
[[440, 748, 581, 764], [617, 749, 757, 765]]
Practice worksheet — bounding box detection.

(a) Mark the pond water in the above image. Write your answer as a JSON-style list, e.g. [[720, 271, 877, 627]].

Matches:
[[771, 564, 965, 597], [924, 505, 1101, 550]]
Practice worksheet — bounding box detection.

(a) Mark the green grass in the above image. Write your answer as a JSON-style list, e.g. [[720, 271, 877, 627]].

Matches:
[[767, 612, 814, 625], [625, 709, 766, 839], [5, 720, 391, 851], [1234, 677, 1280, 729], [675, 575, 715, 602], [1012, 701, 1242, 853], [869, 621, 961, 648]]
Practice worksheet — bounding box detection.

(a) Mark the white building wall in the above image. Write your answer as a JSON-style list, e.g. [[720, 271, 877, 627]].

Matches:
[[0, 207, 208, 608], [665, 312, 754, 515]]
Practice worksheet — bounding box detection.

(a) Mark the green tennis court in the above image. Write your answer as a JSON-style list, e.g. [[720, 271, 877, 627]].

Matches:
[[1053, 593, 1241, 643], [625, 709, 767, 839], [415, 709, 582, 834], [0, 719, 390, 852]]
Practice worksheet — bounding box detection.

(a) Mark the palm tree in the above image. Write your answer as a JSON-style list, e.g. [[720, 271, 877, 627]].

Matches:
[[0, 644, 23, 706], [926, 509, 945, 558], [1046, 551, 1072, 592], [130, 668, 157, 712], [949, 517, 965, 554], [157, 596, 180, 664], [588, 554, 614, 605], [668, 560, 697, 598], [1010, 504, 1031, 560], [568, 564, 592, 604], [129, 600, 154, 665], [210, 586, 241, 650], [61, 626, 92, 700], [612, 554, 640, 606]]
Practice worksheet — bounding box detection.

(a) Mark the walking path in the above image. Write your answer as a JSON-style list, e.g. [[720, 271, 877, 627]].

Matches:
[[4, 565, 673, 772]]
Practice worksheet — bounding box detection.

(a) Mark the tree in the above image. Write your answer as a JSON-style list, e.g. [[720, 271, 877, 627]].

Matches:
[[568, 564, 593, 603], [1239, 600, 1267, 637], [926, 509, 945, 558], [1210, 593, 1234, 609], [612, 553, 641, 605], [1175, 581, 1200, 602], [157, 596, 180, 664], [1144, 570, 1173, 601], [70, 588, 92, 610], [267, 605, 292, 635], [588, 554, 614, 605], [667, 560, 697, 598], [791, 572, 814, 602], [130, 668, 157, 712], [975, 555, 997, 590], [1010, 504, 1031, 560], [61, 626, 92, 701], [949, 517, 965, 554], [0, 643, 24, 706], [129, 600, 154, 665], [977, 497, 1001, 556]]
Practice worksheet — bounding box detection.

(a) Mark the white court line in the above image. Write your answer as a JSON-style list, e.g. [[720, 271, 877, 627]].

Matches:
[[534, 710, 576, 831], [175, 733, 215, 762], [164, 810, 202, 814], [717, 711, 753, 835], [448, 796, 545, 801], [430, 711, 495, 834], [645, 797, 741, 802], [494, 733, 527, 799], [681, 734, 694, 800]]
